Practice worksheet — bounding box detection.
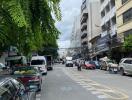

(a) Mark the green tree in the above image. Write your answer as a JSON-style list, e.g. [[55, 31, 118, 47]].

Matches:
[[123, 34, 132, 51], [0, 0, 61, 55]]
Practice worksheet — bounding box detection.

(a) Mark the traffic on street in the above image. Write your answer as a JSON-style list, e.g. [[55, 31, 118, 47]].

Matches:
[[36, 63, 132, 100], [0, 0, 132, 100]]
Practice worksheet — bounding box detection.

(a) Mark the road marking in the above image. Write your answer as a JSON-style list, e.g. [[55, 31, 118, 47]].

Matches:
[[86, 87, 95, 91], [91, 91, 103, 95], [36, 93, 41, 100], [36, 98, 40, 100], [62, 68, 129, 100], [97, 95, 109, 99]]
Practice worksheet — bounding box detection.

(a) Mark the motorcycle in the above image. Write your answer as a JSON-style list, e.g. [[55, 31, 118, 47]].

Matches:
[[77, 66, 81, 71]]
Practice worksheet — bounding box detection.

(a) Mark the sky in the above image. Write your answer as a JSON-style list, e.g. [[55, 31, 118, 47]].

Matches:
[[56, 0, 82, 49]]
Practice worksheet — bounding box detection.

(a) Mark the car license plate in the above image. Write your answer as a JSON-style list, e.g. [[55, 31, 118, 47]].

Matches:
[[114, 68, 117, 71]]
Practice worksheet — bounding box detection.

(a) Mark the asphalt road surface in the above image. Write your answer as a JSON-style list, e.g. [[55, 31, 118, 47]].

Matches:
[[36, 64, 132, 100]]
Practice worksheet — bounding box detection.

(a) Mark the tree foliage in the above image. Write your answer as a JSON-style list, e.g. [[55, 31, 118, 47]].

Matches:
[[123, 34, 132, 51], [0, 0, 61, 56]]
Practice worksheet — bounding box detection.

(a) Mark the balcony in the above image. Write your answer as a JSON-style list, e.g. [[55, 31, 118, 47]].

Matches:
[[81, 10, 88, 24], [82, 38, 88, 45], [81, 31, 87, 39], [81, 23, 87, 32], [81, 0, 87, 11]]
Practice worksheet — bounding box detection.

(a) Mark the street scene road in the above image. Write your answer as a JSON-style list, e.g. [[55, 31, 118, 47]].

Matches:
[[37, 64, 132, 100], [0, 0, 132, 100]]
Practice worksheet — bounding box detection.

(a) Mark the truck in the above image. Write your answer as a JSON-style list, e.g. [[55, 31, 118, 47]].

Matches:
[[44, 55, 53, 70], [66, 57, 72, 61], [65, 56, 73, 67]]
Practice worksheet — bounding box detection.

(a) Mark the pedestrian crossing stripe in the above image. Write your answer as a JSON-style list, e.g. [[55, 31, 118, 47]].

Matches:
[[36, 93, 41, 100], [62, 67, 129, 100]]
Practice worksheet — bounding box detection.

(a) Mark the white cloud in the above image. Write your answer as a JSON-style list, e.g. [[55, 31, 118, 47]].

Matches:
[[56, 0, 82, 49]]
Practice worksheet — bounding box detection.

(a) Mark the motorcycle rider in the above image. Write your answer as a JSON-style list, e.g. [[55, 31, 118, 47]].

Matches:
[[77, 60, 82, 71]]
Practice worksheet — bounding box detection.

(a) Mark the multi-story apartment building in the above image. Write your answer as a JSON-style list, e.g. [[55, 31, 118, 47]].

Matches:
[[80, 0, 101, 58], [116, 0, 132, 41], [94, 0, 117, 57], [81, 0, 88, 48], [100, 0, 116, 36], [70, 15, 81, 56]]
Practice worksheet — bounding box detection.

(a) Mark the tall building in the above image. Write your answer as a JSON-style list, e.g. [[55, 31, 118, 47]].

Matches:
[[80, 0, 101, 58], [70, 15, 81, 56], [100, 0, 116, 37], [116, 0, 132, 41], [93, 0, 117, 58]]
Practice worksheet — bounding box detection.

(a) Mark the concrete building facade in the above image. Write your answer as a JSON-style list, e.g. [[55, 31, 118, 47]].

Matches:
[[90, 0, 118, 59], [100, 0, 116, 37], [80, 0, 101, 58], [116, 0, 132, 41], [70, 15, 81, 56]]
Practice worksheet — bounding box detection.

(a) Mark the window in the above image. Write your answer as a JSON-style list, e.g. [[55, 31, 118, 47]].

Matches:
[[100, 0, 104, 4], [111, 16, 116, 25], [110, 0, 115, 8], [123, 8, 132, 23], [122, 0, 128, 4], [124, 29, 132, 37], [106, 4, 110, 13], [31, 60, 45, 65], [101, 10, 105, 18], [124, 60, 132, 64]]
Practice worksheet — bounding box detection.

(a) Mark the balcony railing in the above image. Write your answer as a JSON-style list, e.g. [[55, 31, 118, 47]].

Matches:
[[81, 38, 88, 45], [81, 23, 87, 32], [81, 13, 88, 24], [81, 31, 87, 39]]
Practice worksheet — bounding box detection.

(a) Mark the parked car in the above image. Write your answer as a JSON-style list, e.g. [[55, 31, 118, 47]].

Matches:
[[0, 76, 37, 100], [31, 56, 47, 75], [90, 61, 101, 69], [82, 61, 96, 69], [100, 59, 118, 71], [65, 60, 73, 67], [119, 58, 132, 75], [12, 66, 42, 91]]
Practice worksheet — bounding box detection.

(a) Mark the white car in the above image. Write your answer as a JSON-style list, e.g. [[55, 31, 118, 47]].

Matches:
[[31, 56, 47, 75], [119, 58, 132, 75], [65, 60, 73, 67]]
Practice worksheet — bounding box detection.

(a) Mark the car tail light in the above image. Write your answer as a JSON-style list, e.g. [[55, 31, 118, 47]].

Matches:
[[29, 76, 40, 82]]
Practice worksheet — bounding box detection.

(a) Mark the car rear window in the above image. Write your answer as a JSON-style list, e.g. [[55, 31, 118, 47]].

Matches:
[[124, 60, 132, 64], [89, 61, 95, 65], [13, 67, 37, 75], [85, 61, 90, 64], [31, 60, 45, 65]]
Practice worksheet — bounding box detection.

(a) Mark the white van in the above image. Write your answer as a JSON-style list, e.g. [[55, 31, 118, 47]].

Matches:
[[31, 56, 47, 75]]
